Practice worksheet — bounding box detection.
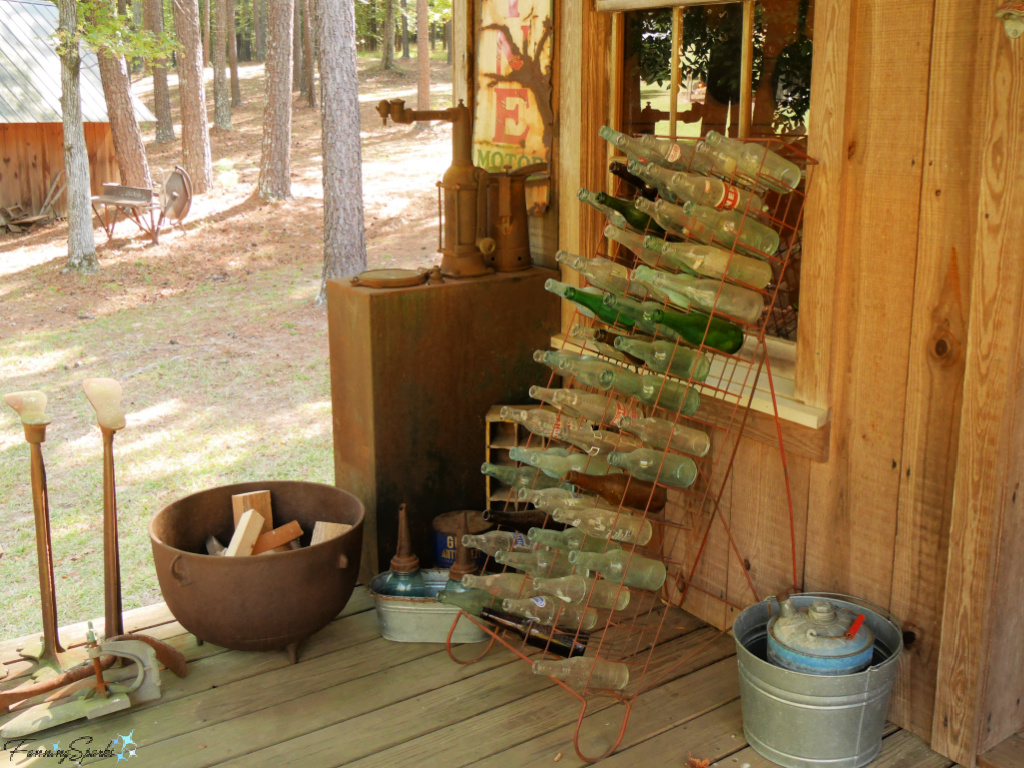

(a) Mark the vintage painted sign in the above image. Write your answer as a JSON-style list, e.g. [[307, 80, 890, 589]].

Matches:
[[473, 0, 554, 171]]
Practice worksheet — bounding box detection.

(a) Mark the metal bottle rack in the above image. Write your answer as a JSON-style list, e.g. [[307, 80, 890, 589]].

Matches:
[[446, 134, 817, 762]]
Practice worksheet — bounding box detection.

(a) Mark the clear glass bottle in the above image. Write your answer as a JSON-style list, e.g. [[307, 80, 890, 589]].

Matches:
[[500, 405, 587, 442], [534, 349, 619, 391], [568, 549, 668, 591], [509, 445, 620, 478], [481, 462, 563, 491], [518, 487, 618, 514], [527, 525, 619, 554], [569, 325, 633, 364], [502, 595, 599, 630], [613, 336, 711, 382], [699, 131, 802, 193], [531, 574, 631, 611], [552, 505, 654, 546], [532, 656, 631, 691], [604, 224, 664, 270], [632, 264, 766, 325], [461, 530, 528, 558], [479, 606, 589, 658], [556, 251, 631, 296], [633, 197, 715, 242], [544, 279, 637, 329], [598, 125, 711, 174], [604, 368, 701, 416], [461, 572, 535, 599], [679, 199, 781, 257], [618, 415, 711, 458], [643, 235, 775, 290], [638, 161, 768, 213], [565, 426, 644, 458], [607, 448, 698, 489], [494, 547, 578, 578], [608, 160, 658, 200], [530, 385, 642, 428], [436, 587, 502, 616], [624, 159, 680, 203]]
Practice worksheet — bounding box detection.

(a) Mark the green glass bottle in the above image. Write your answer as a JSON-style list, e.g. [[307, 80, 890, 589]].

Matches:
[[604, 368, 701, 416], [436, 587, 502, 616], [534, 348, 619, 390], [613, 336, 711, 382], [632, 265, 766, 325], [650, 306, 745, 354], [545, 279, 636, 329], [532, 656, 631, 691], [618, 415, 711, 458], [531, 575, 631, 611], [600, 293, 666, 335], [567, 549, 668, 591], [643, 235, 774, 290], [527, 526, 619, 554], [509, 446, 621, 478], [608, 448, 698, 489], [556, 250, 631, 295], [578, 188, 666, 236], [461, 572, 535, 599], [481, 462, 563, 491], [680, 199, 780, 257], [502, 595, 599, 630], [552, 505, 654, 546]]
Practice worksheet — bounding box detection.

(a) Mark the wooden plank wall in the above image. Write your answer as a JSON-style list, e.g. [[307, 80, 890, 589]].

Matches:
[[0, 122, 118, 218]]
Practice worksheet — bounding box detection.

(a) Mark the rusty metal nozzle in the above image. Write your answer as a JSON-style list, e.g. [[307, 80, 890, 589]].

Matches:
[[447, 511, 478, 582], [376, 99, 391, 126], [389, 503, 420, 574]]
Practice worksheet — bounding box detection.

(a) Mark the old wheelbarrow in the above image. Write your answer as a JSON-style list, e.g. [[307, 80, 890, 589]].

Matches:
[[91, 165, 193, 245]]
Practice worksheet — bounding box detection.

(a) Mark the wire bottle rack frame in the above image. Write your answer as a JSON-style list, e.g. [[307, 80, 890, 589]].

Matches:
[[446, 133, 818, 762]]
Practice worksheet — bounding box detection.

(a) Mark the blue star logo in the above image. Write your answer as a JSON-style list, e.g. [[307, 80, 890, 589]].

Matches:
[[120, 732, 136, 749], [52, 742, 59, 751], [110, 730, 140, 761]]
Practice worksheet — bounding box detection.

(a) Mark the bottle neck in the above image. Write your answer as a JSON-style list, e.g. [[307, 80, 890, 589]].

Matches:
[[532, 659, 569, 680]]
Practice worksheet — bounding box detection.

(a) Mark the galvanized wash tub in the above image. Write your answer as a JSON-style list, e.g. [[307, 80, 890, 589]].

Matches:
[[150, 481, 364, 661], [733, 593, 903, 768], [369, 569, 489, 644]]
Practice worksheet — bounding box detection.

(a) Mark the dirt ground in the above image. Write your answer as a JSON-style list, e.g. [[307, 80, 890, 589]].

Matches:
[[0, 55, 455, 637]]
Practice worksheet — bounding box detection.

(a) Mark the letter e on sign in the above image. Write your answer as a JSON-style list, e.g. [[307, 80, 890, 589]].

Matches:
[[494, 87, 531, 146]]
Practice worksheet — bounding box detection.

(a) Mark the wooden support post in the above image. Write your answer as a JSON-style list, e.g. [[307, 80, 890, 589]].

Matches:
[[738, 0, 754, 139], [668, 7, 682, 140]]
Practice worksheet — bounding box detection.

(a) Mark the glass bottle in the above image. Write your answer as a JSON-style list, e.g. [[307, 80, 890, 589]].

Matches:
[[568, 549, 668, 591], [569, 325, 633, 364], [604, 368, 701, 416], [481, 462, 563, 492], [545, 279, 637, 329], [604, 224, 665, 270], [680, 200, 780, 258], [532, 657, 631, 691], [494, 547, 577, 578], [502, 595, 599, 630], [461, 572, 535, 599], [479, 606, 589, 658], [527, 526, 619, 554], [500, 405, 587, 442], [556, 250, 631, 295], [699, 131, 801, 193], [518, 487, 618, 514], [632, 264, 766, 325], [638, 161, 768, 213], [633, 197, 714, 242], [461, 530, 529, 558], [552, 505, 654, 546], [650, 306, 745, 354], [624, 159, 679, 203], [618, 415, 711, 458], [436, 588, 502, 616], [578, 189, 666, 236], [608, 448, 698, 489], [509, 445, 620, 478], [608, 160, 658, 200], [643, 235, 774, 290], [564, 470, 667, 513], [566, 426, 644, 458], [533, 349, 618, 391], [483, 508, 567, 533], [600, 293, 668, 336], [531, 575, 631, 611], [376, 503, 430, 597], [598, 125, 711, 174], [542, 387, 642, 428], [613, 336, 711, 382]]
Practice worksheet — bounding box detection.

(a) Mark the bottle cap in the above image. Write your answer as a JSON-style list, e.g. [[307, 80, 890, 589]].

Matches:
[[389, 503, 420, 574]]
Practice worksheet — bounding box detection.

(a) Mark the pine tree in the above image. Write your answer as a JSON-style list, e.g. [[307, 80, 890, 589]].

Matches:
[[173, 0, 214, 192], [214, 0, 232, 129], [144, 0, 175, 142], [256, 0, 294, 199]]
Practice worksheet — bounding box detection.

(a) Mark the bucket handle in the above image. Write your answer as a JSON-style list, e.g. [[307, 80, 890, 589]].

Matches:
[[764, 591, 902, 632], [169, 554, 192, 586]]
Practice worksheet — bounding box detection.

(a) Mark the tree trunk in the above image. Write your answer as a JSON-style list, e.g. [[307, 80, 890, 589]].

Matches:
[[144, 0, 175, 142], [255, 0, 267, 60], [57, 0, 98, 272], [214, 0, 232, 129], [257, 0, 294, 199], [229, 0, 242, 105], [446, 20, 451, 65], [400, 0, 409, 59], [314, 0, 366, 305], [416, 0, 429, 109], [173, 0, 214, 192], [292, 0, 303, 92], [203, 0, 211, 65], [97, 49, 152, 189], [381, 0, 394, 69], [302, 0, 316, 107]]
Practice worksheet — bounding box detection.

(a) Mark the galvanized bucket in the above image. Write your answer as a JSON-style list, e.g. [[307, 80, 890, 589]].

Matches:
[[733, 593, 903, 768]]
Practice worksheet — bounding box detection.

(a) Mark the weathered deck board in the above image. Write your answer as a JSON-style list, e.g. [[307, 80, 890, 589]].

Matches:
[[980, 734, 1024, 768]]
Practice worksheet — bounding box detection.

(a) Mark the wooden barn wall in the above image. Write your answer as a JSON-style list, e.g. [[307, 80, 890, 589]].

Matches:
[[0, 122, 119, 217]]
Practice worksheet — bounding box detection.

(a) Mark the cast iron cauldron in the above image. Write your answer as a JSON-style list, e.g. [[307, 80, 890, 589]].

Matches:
[[150, 481, 364, 662]]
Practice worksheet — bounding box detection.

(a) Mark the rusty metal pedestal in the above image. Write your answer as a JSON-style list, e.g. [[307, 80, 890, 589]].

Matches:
[[326, 267, 559, 583]]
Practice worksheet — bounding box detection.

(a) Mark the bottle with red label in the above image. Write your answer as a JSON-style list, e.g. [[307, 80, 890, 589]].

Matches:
[[633, 161, 767, 214], [529, 385, 642, 428]]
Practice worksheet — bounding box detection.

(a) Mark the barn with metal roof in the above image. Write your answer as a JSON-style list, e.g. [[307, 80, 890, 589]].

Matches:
[[0, 0, 155, 218]]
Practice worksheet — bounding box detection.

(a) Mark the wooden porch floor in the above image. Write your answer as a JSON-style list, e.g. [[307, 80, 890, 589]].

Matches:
[[0, 587, 953, 767]]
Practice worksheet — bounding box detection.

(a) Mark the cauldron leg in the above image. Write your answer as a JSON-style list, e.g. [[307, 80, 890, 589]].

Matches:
[[287, 642, 300, 665], [196, 637, 204, 646]]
